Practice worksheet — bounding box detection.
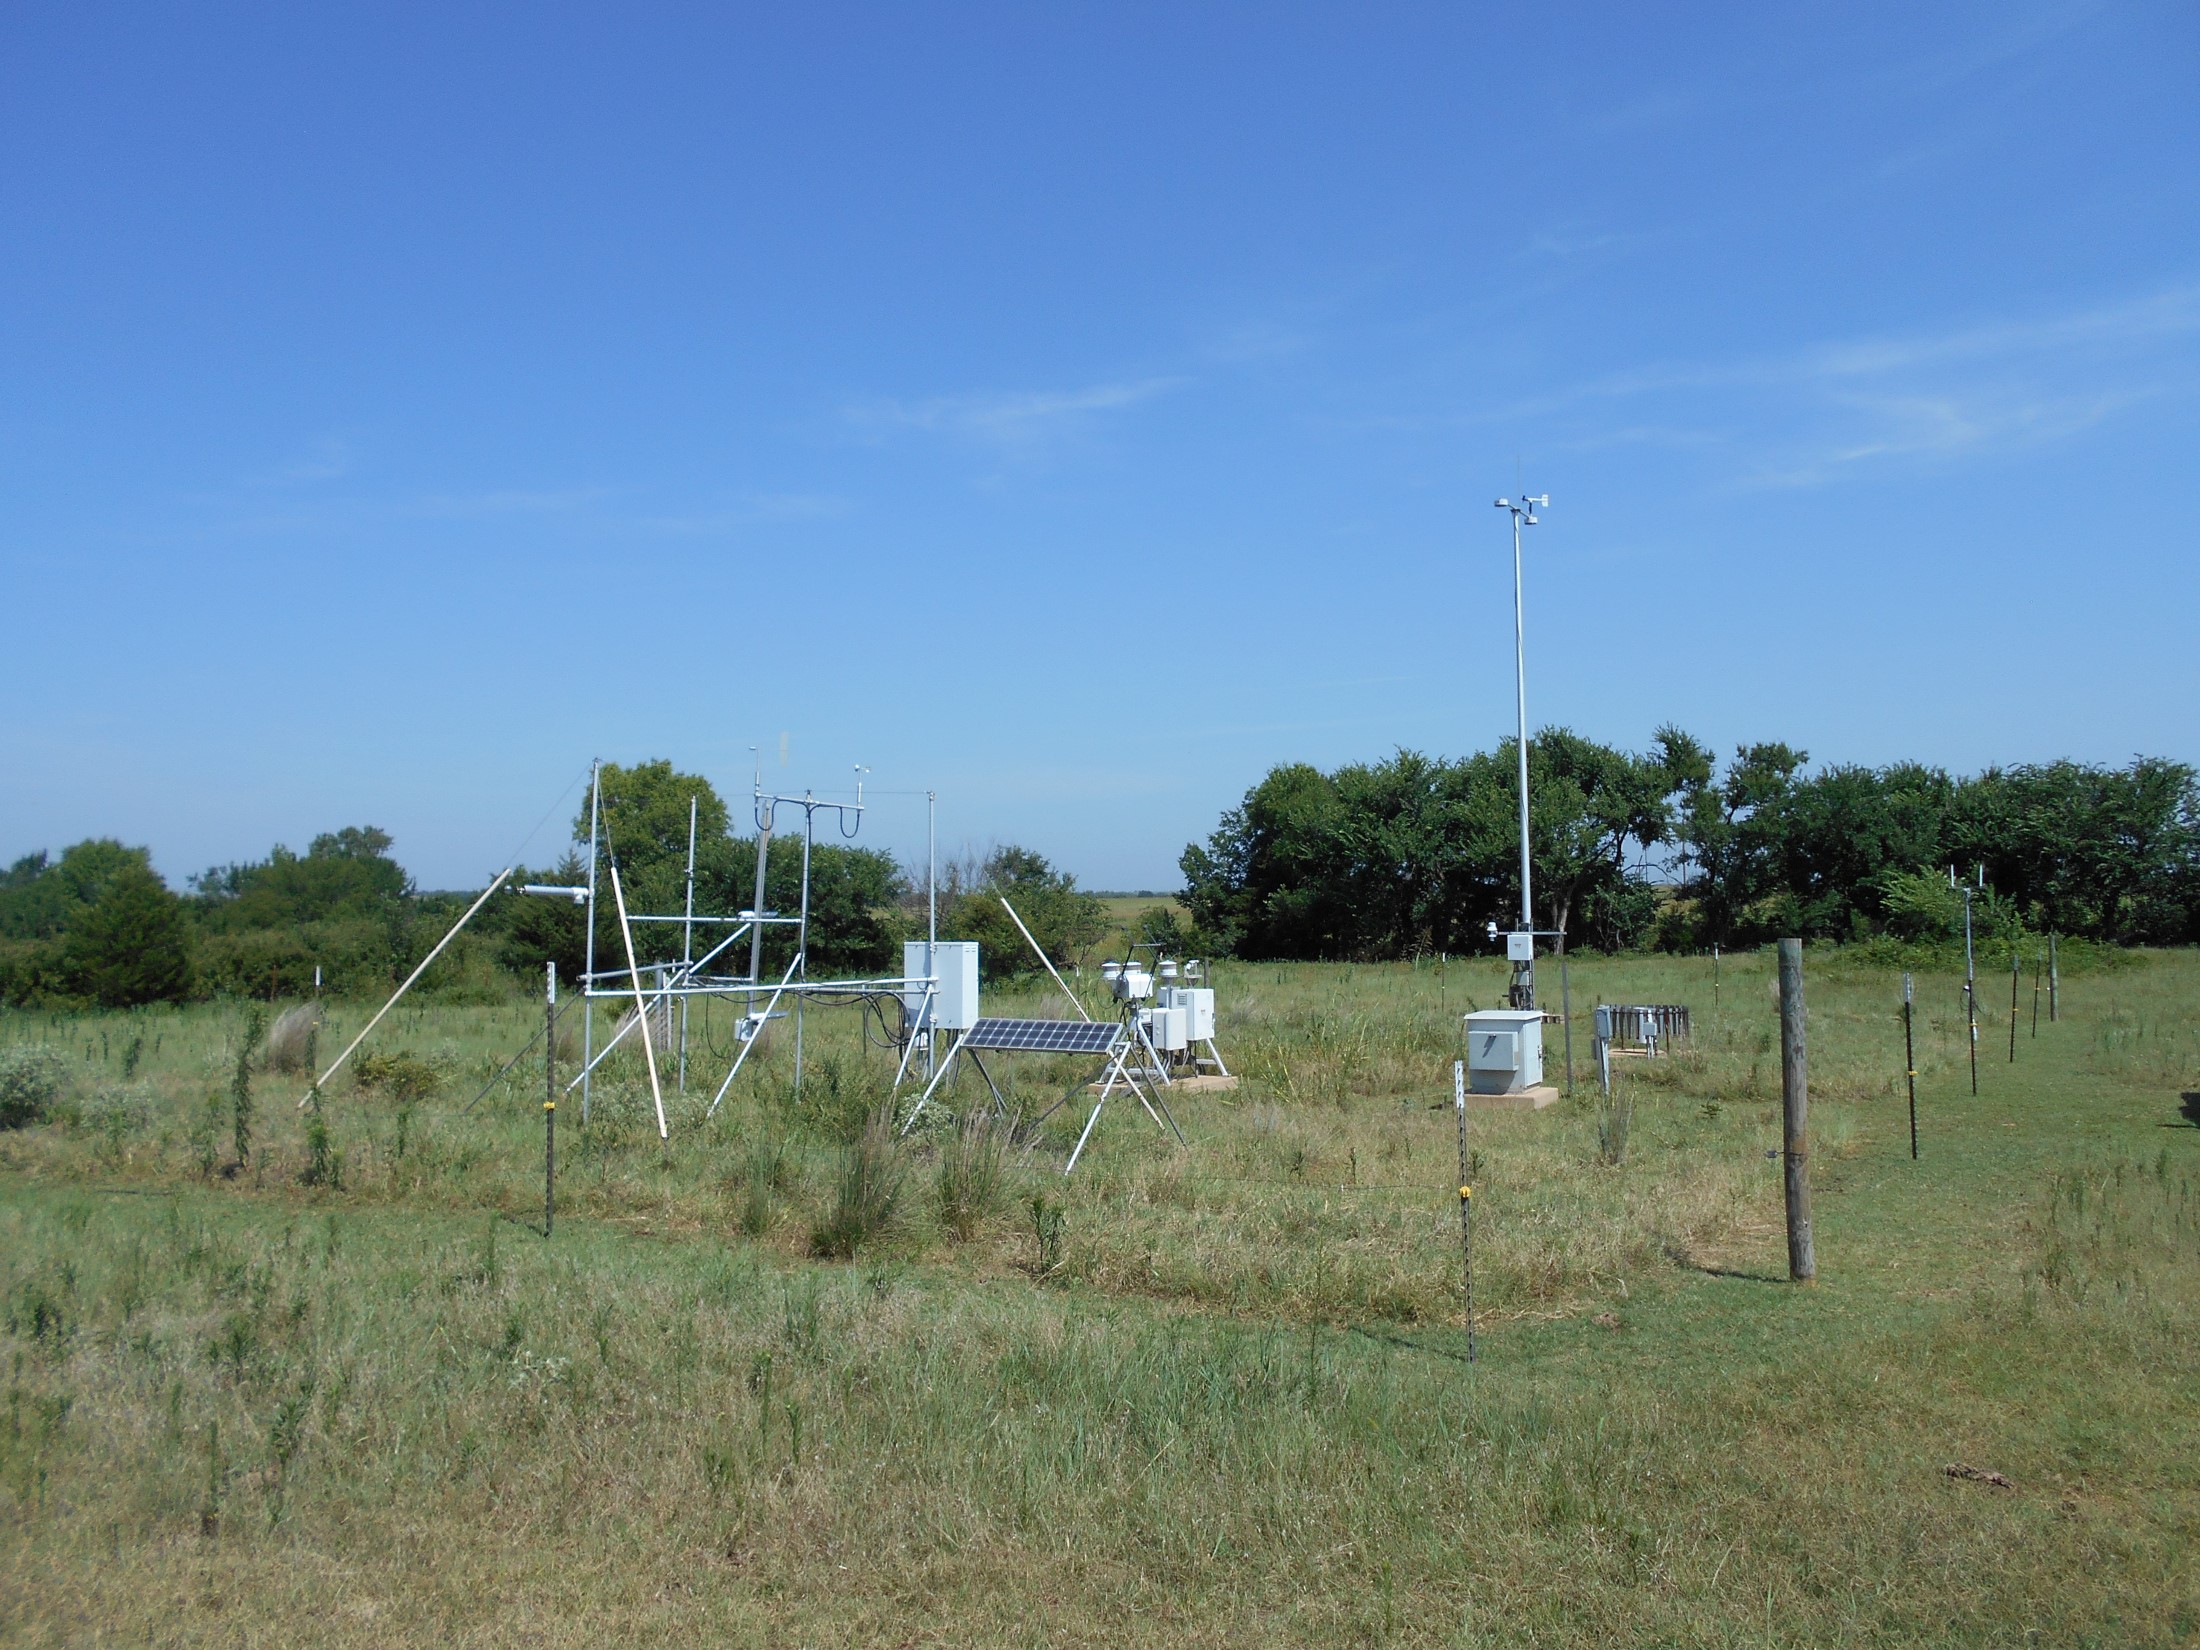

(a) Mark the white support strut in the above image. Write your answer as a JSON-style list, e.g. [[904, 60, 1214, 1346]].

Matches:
[[704, 949, 803, 1119], [606, 857, 670, 1140], [299, 866, 513, 1107], [998, 896, 1092, 1020]]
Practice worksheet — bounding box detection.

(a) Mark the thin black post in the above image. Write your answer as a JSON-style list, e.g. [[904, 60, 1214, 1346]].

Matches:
[[1965, 980, 1979, 1097], [1962, 875, 1978, 1095], [1454, 1059, 1475, 1363], [544, 961, 557, 1239], [2031, 953, 2042, 1039], [1558, 929, 1574, 1095], [2008, 952, 2019, 1063], [1778, 939, 1814, 1282], [2048, 934, 2059, 1021], [1902, 971, 1918, 1161]]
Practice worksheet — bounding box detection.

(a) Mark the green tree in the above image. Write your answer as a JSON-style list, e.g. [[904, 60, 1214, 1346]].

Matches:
[[946, 847, 1106, 980], [1183, 731, 1689, 961], [549, 761, 905, 977], [1950, 758, 2199, 943], [0, 839, 154, 943], [1670, 742, 1808, 948], [61, 863, 195, 1006], [191, 825, 411, 931]]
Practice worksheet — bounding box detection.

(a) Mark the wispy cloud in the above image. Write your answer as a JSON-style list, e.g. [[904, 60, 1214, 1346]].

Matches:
[[845, 376, 1186, 445], [1869, 0, 2102, 97], [247, 439, 353, 487], [403, 488, 607, 520], [629, 493, 856, 534], [1489, 283, 2200, 486], [1801, 286, 2200, 380]]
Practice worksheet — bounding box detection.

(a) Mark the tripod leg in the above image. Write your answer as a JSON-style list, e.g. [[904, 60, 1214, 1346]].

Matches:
[[966, 1048, 1009, 1117], [1065, 1091, 1107, 1175]]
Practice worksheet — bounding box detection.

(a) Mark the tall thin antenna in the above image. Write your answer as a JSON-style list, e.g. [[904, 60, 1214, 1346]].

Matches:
[[1493, 491, 1548, 1010]]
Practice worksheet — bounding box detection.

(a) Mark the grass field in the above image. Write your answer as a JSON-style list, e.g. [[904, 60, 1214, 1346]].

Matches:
[[1, 947, 2196, 1645]]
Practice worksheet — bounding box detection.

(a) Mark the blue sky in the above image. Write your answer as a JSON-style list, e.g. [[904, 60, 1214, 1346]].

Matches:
[[4, 2, 2195, 891]]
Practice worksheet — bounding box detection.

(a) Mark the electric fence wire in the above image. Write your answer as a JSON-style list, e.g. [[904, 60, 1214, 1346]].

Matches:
[[500, 763, 593, 877]]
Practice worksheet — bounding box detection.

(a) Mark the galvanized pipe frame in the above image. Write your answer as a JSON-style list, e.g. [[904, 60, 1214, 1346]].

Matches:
[[577, 974, 952, 1001], [572, 764, 980, 1132]]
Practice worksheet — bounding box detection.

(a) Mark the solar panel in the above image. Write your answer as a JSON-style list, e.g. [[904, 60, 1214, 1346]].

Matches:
[[962, 1017, 1121, 1054]]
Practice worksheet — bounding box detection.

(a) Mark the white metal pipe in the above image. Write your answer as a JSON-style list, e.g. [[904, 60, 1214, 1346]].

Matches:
[[747, 771, 771, 1005], [583, 760, 600, 1123], [897, 1026, 962, 1135], [889, 985, 932, 1093], [562, 922, 754, 1090], [705, 950, 803, 1118], [679, 794, 696, 1093], [300, 867, 512, 1106], [795, 803, 812, 1096], [1512, 508, 1533, 936], [999, 895, 1092, 1020], [606, 856, 669, 1140], [926, 789, 937, 1081]]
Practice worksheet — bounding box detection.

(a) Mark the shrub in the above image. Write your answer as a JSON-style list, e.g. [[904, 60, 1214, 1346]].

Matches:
[[351, 1049, 447, 1098], [79, 1083, 152, 1161], [0, 1044, 68, 1129], [809, 1107, 904, 1258], [354, 1048, 445, 1159]]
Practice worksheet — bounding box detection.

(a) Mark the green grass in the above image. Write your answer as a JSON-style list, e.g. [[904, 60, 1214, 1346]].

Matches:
[[1, 949, 2196, 1644]]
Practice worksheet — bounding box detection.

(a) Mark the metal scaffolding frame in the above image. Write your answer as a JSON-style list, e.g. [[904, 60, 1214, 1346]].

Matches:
[[535, 758, 944, 1138]]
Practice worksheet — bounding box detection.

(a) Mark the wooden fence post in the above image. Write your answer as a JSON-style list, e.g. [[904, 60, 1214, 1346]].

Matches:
[[1778, 938, 1815, 1283]]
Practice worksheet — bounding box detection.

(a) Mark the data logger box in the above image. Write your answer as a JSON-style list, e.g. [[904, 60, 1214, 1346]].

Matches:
[[1159, 985, 1216, 1041], [1463, 1008, 1545, 1094], [1142, 1005, 1189, 1051], [902, 941, 980, 1032]]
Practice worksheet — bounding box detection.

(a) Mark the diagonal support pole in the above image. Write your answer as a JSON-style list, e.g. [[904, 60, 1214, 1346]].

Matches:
[[705, 950, 803, 1119], [301, 867, 512, 1107], [999, 896, 1092, 1020], [607, 858, 669, 1140], [898, 1034, 965, 1136]]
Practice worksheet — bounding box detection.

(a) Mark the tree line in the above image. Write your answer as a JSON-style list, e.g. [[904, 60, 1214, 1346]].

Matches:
[[1178, 731, 2200, 961], [0, 759, 1105, 1008]]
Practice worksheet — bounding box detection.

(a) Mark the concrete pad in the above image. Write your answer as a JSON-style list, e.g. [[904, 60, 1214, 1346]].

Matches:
[[1167, 1074, 1240, 1094], [1463, 1084, 1562, 1111], [1086, 1073, 1240, 1095]]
